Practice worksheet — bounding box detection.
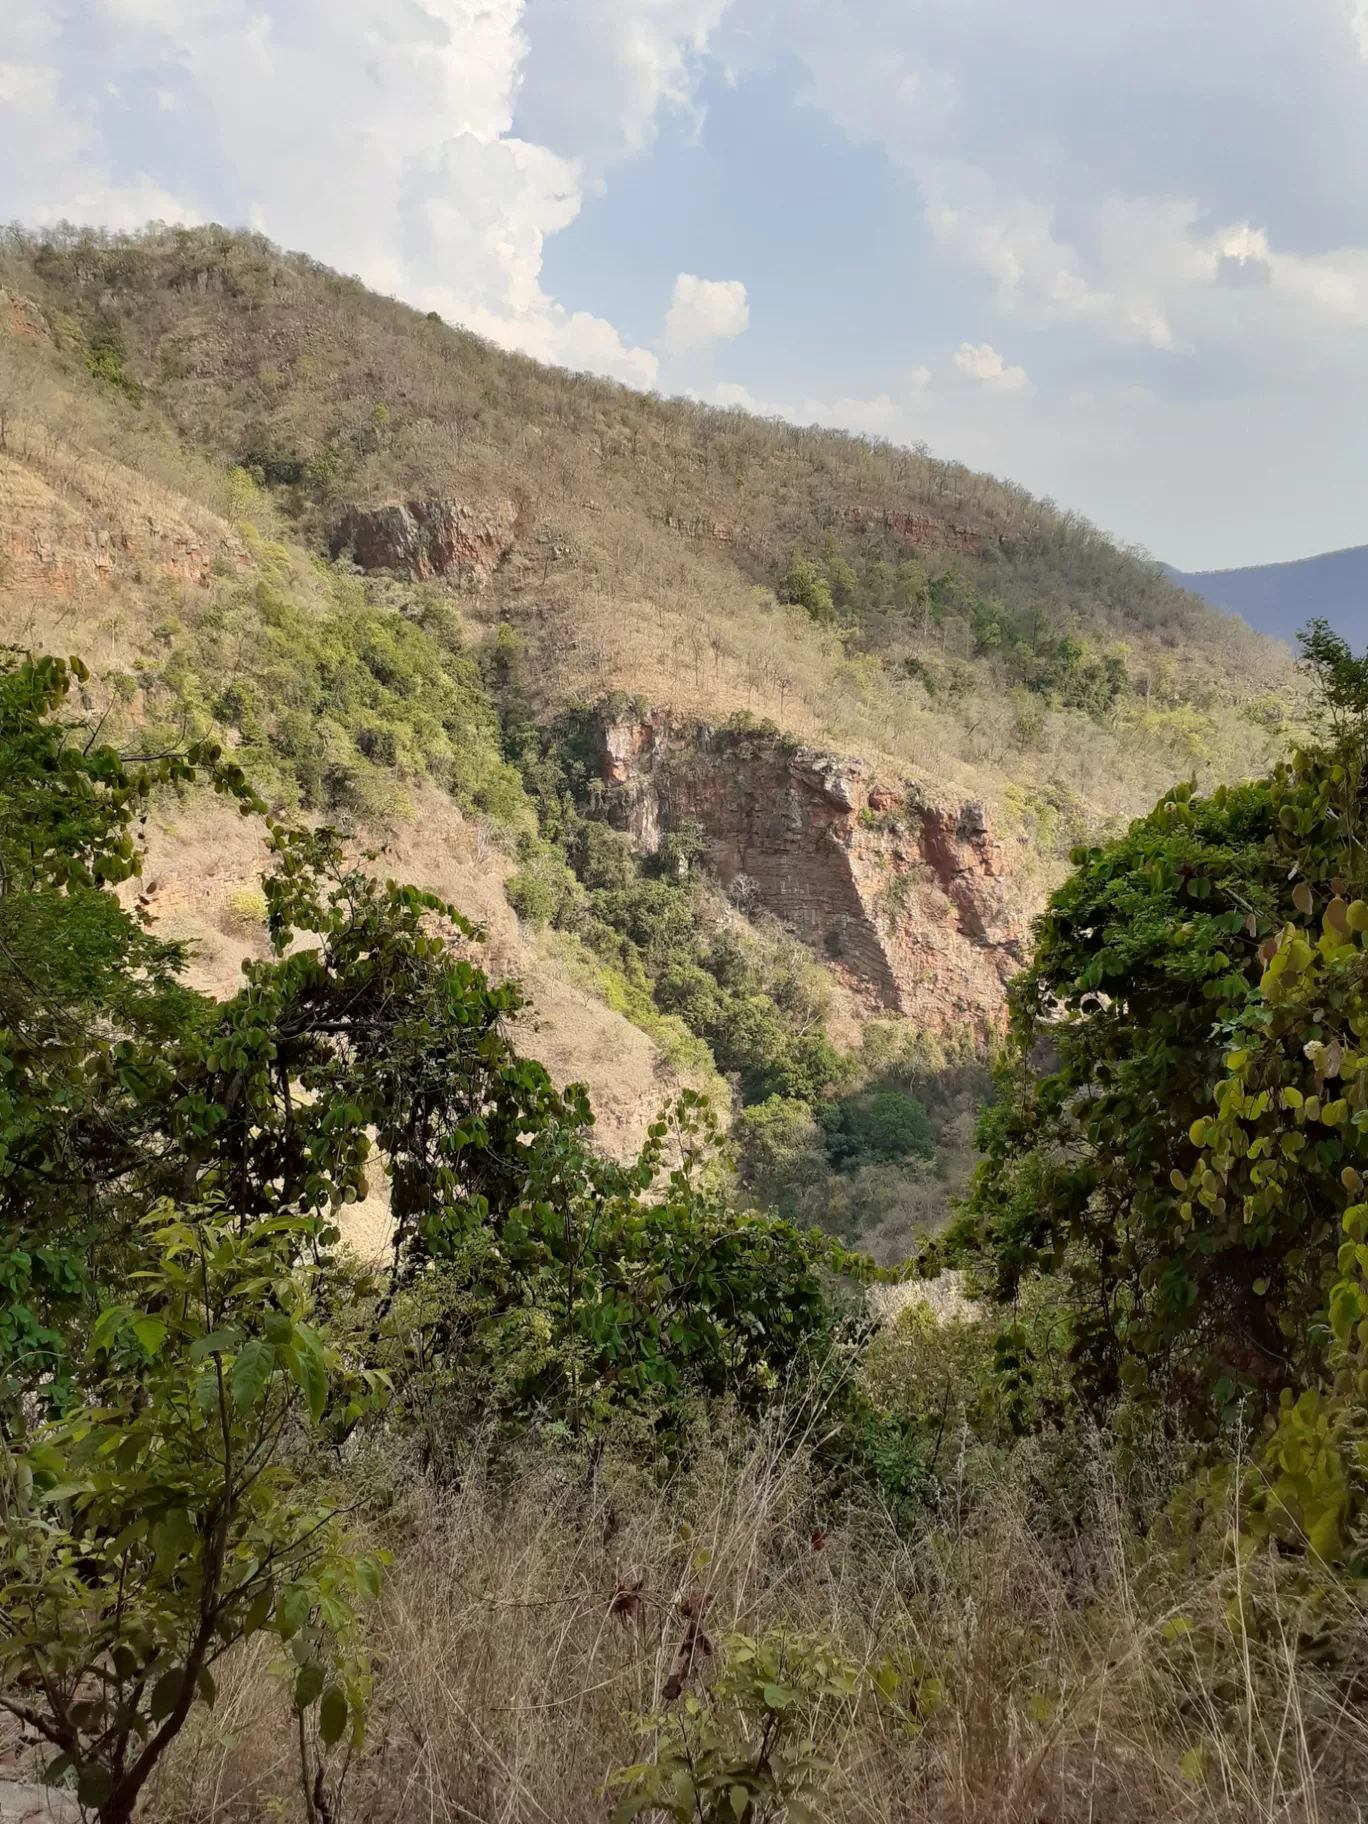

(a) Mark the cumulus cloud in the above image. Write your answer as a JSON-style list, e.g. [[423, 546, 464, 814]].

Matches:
[[0, 0, 726, 386], [723, 0, 1368, 383], [663, 274, 750, 353], [952, 342, 1029, 390], [516, 0, 730, 165]]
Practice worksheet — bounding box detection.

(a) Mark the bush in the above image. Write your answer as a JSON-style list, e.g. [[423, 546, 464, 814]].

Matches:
[[821, 1087, 934, 1170], [505, 867, 557, 927]]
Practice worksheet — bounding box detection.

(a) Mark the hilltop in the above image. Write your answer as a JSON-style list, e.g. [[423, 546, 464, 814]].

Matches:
[[0, 224, 1289, 812]]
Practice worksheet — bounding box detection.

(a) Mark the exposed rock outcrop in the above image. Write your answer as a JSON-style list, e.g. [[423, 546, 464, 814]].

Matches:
[[0, 453, 225, 595], [843, 506, 983, 554], [0, 286, 50, 341], [599, 715, 1030, 1038], [331, 498, 516, 586]]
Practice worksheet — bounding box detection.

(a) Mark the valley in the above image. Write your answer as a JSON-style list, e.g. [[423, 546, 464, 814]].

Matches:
[[0, 225, 1296, 1258]]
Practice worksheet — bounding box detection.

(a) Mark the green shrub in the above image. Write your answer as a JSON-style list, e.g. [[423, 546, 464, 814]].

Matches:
[[505, 867, 557, 927], [821, 1088, 934, 1170]]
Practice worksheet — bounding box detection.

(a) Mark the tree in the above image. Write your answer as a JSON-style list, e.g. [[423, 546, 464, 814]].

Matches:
[[2, 1203, 384, 1824], [955, 624, 1368, 1559], [0, 655, 592, 1815]]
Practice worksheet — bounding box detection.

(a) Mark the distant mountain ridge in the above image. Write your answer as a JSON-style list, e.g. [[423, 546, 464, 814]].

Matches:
[[1169, 545, 1368, 648]]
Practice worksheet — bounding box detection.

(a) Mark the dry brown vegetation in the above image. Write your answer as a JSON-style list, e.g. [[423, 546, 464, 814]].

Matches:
[[142, 1341, 1368, 1824]]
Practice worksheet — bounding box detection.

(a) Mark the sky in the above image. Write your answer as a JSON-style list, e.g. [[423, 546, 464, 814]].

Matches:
[[4, 1, 1368, 569]]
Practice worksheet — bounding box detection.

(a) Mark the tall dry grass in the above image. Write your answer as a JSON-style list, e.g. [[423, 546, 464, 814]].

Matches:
[[145, 1405, 1368, 1824]]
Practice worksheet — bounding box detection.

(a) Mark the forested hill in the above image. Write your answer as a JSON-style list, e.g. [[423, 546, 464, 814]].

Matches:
[[1169, 544, 1368, 646], [0, 223, 1289, 828]]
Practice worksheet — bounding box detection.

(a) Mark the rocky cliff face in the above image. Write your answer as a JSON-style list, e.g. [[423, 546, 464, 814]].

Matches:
[[331, 498, 516, 586], [0, 454, 226, 596], [599, 716, 1029, 1038]]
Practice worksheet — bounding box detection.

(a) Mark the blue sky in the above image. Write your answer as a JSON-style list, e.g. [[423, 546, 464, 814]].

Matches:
[[5, 0, 1368, 568]]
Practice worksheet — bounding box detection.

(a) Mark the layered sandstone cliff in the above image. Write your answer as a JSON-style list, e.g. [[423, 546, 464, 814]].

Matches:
[[599, 715, 1030, 1038]]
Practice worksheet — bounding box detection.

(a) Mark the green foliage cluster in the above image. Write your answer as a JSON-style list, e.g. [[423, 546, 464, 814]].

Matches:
[[610, 1629, 867, 1824], [819, 1086, 934, 1170], [143, 560, 529, 825], [955, 622, 1368, 1568], [0, 651, 879, 1819], [83, 320, 144, 403], [781, 539, 1132, 715]]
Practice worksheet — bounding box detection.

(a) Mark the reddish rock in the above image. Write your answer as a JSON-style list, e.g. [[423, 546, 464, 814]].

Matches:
[[331, 498, 516, 585], [0, 454, 225, 596], [0, 287, 50, 340], [597, 716, 1030, 1039], [845, 505, 983, 555]]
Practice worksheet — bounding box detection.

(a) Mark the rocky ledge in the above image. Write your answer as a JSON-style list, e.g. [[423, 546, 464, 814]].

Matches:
[[598, 714, 1030, 1040], [330, 498, 516, 586]]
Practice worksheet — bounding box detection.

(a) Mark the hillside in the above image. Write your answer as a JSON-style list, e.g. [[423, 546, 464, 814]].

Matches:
[[0, 225, 1290, 808], [0, 223, 1299, 1255], [1169, 544, 1368, 646]]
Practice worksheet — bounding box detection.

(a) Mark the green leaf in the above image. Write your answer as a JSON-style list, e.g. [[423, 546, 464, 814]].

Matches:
[[294, 1664, 325, 1712], [243, 1584, 274, 1636], [132, 1316, 166, 1356], [149, 1670, 184, 1722], [190, 1326, 243, 1361], [289, 1326, 328, 1424], [263, 1309, 294, 1345], [277, 1582, 312, 1640], [318, 1685, 348, 1746], [231, 1338, 275, 1412]]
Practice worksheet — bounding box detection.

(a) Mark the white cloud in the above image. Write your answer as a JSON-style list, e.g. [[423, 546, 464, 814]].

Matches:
[[1352, 0, 1368, 57], [0, 0, 723, 387], [953, 342, 1029, 390], [0, 62, 58, 109], [663, 273, 750, 353], [925, 169, 1179, 349], [804, 392, 898, 431], [517, 0, 730, 166]]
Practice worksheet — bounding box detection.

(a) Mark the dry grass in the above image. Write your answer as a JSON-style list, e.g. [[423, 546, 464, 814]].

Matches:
[[143, 1400, 1368, 1824]]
